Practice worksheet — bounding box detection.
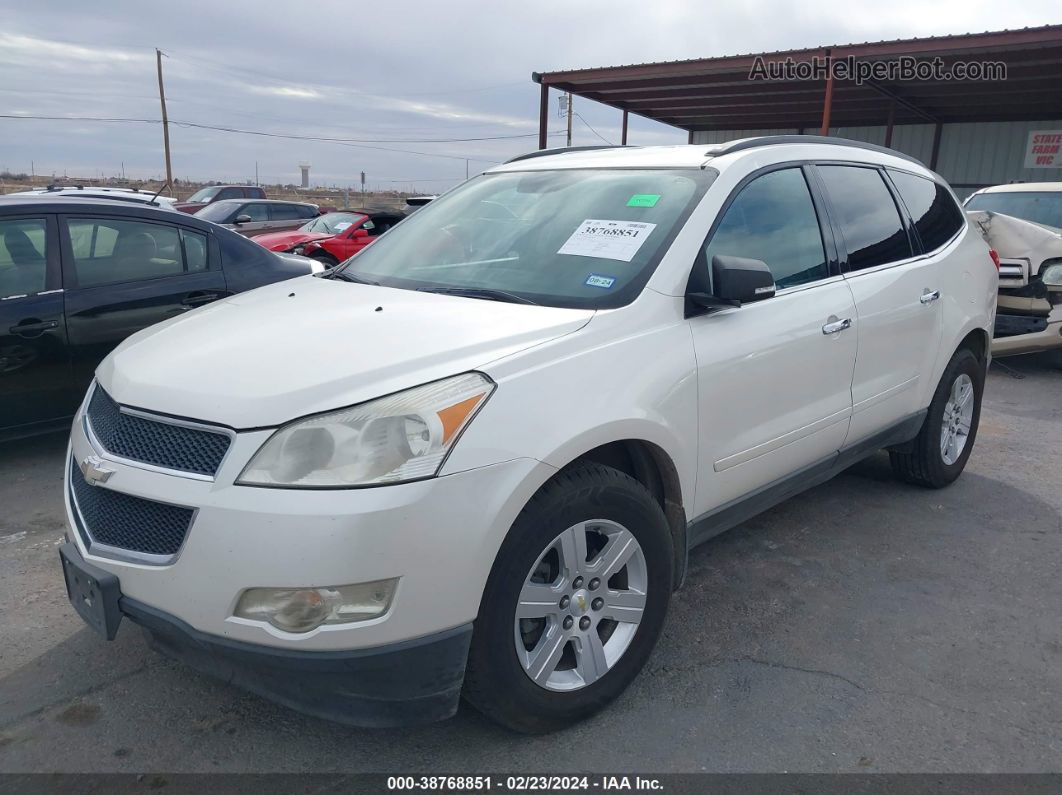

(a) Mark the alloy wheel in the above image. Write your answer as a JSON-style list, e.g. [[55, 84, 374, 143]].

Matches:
[[940, 372, 974, 465], [514, 520, 647, 692]]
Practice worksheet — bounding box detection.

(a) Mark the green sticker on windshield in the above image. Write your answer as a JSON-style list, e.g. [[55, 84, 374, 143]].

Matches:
[[627, 194, 660, 207]]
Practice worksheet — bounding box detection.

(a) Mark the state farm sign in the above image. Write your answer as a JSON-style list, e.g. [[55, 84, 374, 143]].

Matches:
[[1025, 131, 1062, 168]]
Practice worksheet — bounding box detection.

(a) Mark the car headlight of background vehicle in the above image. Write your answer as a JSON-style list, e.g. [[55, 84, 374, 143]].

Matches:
[[1041, 261, 1062, 286], [237, 373, 494, 487], [290, 245, 305, 255]]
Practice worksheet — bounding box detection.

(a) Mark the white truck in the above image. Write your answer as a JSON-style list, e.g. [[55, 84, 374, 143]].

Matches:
[[965, 184, 1062, 356]]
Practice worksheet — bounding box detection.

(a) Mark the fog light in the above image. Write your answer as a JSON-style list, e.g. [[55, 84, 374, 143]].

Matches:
[[234, 579, 398, 633]]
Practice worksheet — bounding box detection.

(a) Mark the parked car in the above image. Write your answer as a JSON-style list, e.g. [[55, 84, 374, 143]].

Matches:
[[0, 197, 322, 441], [58, 137, 995, 734], [194, 198, 320, 237], [964, 183, 1062, 356], [252, 209, 406, 266], [7, 185, 178, 210], [173, 185, 267, 214]]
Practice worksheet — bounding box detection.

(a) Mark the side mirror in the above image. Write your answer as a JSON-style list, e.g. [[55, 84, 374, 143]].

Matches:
[[234, 214, 253, 224], [351, 228, 370, 239], [687, 255, 776, 314]]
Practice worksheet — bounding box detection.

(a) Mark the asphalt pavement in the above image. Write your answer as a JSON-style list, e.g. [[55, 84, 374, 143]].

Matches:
[[1, 353, 1060, 773]]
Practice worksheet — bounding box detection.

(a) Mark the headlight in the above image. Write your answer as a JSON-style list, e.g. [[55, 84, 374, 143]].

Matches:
[[237, 372, 494, 487], [291, 245, 305, 255], [1041, 262, 1062, 286]]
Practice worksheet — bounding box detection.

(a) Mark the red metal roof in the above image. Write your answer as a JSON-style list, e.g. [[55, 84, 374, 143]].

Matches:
[[534, 25, 1062, 131]]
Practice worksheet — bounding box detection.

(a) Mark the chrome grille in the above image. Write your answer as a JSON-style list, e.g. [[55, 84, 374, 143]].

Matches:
[[86, 386, 231, 477], [69, 458, 194, 558]]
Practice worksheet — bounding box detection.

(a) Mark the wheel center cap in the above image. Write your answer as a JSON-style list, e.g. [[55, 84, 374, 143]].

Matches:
[[570, 589, 590, 616]]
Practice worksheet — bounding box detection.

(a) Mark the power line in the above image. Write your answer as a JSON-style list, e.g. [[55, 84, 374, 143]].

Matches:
[[0, 114, 561, 163], [0, 114, 555, 145], [173, 119, 549, 144], [575, 112, 614, 146]]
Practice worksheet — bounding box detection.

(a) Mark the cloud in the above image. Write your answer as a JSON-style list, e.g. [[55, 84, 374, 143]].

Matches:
[[246, 85, 323, 100], [2, 0, 1058, 189], [0, 32, 148, 68]]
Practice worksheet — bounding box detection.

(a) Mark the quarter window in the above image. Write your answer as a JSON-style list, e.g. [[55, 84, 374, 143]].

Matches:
[[818, 165, 912, 271], [704, 167, 828, 289], [889, 170, 964, 252], [67, 219, 205, 287], [0, 218, 48, 298]]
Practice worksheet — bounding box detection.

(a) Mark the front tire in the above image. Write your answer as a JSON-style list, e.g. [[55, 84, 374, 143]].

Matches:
[[463, 463, 673, 733], [890, 347, 983, 488], [310, 252, 339, 268]]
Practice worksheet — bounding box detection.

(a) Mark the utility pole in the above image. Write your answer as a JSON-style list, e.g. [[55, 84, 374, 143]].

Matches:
[[156, 48, 174, 194], [255, 161, 259, 186], [465, 159, 469, 180], [564, 91, 573, 147]]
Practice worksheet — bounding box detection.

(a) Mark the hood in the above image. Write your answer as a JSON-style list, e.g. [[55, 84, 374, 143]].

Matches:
[[172, 202, 204, 213], [97, 277, 593, 428], [252, 230, 329, 251], [968, 209, 1062, 273]]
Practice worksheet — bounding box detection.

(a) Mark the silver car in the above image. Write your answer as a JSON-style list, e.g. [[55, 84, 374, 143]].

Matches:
[[194, 199, 320, 237]]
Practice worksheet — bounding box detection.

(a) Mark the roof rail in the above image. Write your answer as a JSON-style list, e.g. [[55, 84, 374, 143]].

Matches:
[[705, 135, 925, 167], [505, 145, 631, 164]]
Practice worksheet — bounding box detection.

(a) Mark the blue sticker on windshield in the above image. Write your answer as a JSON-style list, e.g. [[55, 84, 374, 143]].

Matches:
[[585, 273, 616, 289]]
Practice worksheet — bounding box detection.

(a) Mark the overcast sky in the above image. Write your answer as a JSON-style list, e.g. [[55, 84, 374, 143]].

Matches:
[[0, 1, 1057, 191]]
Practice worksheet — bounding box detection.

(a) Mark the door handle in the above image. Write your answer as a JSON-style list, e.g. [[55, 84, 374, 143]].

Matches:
[[9, 319, 59, 337], [182, 292, 220, 307], [821, 317, 852, 335], [920, 289, 941, 304]]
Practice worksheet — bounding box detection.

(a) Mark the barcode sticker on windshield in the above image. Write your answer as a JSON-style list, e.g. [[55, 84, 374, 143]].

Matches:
[[558, 220, 657, 263]]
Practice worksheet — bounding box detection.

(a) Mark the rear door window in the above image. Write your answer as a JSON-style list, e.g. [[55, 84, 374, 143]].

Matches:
[[0, 218, 49, 298], [269, 204, 305, 221], [888, 170, 965, 252], [817, 165, 913, 271], [65, 218, 208, 287]]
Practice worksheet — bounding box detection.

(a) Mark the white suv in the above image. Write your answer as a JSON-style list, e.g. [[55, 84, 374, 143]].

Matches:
[[59, 137, 997, 733]]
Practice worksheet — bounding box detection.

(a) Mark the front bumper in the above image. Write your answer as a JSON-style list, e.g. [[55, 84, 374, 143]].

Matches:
[[61, 542, 471, 726], [65, 394, 553, 653], [992, 316, 1062, 356]]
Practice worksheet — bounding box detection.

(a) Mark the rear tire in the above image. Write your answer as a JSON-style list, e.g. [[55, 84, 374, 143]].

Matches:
[[463, 463, 673, 734], [890, 347, 983, 488]]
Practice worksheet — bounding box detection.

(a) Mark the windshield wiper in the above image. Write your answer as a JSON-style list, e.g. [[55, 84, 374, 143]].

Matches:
[[327, 269, 381, 286], [417, 286, 539, 305]]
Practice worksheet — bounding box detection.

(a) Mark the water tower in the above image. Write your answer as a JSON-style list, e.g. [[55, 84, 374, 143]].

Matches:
[[298, 162, 311, 188]]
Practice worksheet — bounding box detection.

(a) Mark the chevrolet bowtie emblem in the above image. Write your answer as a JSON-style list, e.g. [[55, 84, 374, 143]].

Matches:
[[80, 455, 115, 486]]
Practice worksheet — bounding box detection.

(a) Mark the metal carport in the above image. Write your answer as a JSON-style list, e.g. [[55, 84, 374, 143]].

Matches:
[[532, 25, 1062, 196]]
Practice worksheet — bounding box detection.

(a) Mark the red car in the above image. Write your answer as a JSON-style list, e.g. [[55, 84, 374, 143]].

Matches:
[[252, 210, 405, 266]]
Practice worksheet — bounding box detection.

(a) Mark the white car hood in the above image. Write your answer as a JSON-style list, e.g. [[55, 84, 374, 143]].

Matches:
[[97, 276, 593, 428]]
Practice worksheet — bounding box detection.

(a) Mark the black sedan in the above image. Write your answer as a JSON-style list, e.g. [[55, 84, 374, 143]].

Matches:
[[0, 196, 320, 441]]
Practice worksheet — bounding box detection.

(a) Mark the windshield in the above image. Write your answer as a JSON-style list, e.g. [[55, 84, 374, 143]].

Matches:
[[334, 168, 713, 308], [303, 212, 364, 235], [186, 186, 222, 203], [965, 191, 1062, 230]]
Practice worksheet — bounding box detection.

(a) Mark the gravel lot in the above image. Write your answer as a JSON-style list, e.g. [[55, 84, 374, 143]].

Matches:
[[1, 354, 1060, 773]]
